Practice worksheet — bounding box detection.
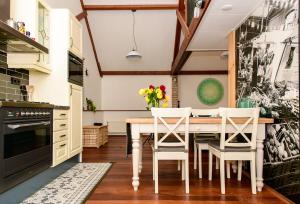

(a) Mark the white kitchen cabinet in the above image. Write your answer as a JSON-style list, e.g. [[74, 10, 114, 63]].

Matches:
[[52, 109, 69, 167], [69, 83, 83, 158], [9, 0, 51, 73], [69, 14, 82, 58]]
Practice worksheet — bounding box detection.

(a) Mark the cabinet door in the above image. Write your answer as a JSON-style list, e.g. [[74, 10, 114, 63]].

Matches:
[[70, 16, 82, 58], [69, 84, 83, 158], [53, 140, 68, 167], [38, 0, 50, 48]]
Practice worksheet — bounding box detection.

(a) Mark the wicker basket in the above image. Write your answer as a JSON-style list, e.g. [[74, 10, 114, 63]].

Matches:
[[83, 125, 108, 148], [101, 126, 108, 145]]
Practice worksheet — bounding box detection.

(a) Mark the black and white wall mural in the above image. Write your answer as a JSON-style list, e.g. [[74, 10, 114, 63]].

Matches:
[[236, 0, 299, 201]]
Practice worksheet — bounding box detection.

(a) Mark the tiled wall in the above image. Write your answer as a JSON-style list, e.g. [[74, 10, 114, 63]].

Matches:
[[171, 76, 178, 108], [0, 52, 29, 101]]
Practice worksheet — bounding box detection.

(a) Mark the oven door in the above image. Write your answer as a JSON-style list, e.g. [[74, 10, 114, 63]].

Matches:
[[2, 119, 52, 177], [68, 52, 83, 86]]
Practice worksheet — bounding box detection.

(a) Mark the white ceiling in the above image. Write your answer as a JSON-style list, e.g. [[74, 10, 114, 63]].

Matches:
[[88, 10, 176, 71], [188, 0, 264, 51]]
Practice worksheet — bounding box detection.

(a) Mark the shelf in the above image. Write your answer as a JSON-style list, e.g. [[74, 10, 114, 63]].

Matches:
[[7, 63, 51, 74], [0, 20, 48, 54]]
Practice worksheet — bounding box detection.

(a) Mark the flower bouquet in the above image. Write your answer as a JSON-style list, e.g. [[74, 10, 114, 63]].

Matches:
[[139, 85, 169, 110]]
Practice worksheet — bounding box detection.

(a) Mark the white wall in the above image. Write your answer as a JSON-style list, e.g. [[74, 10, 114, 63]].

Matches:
[[178, 75, 228, 109], [101, 75, 172, 109], [82, 22, 102, 110], [83, 111, 103, 126]]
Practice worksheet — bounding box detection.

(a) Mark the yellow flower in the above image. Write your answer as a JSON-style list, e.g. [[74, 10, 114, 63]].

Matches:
[[148, 88, 153, 94], [157, 92, 163, 99], [138, 88, 145, 96], [156, 89, 162, 95], [165, 95, 169, 101], [145, 96, 150, 103], [162, 103, 168, 108]]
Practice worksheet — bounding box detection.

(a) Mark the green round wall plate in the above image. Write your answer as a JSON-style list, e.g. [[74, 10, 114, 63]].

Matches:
[[197, 78, 224, 105]]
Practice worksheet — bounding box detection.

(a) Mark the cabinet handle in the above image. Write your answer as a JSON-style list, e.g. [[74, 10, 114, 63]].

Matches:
[[60, 134, 66, 138], [70, 85, 72, 96], [60, 124, 66, 127], [60, 113, 66, 116], [60, 144, 66, 147]]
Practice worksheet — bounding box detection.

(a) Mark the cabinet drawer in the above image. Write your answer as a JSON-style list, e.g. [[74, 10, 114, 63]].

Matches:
[[53, 110, 69, 120], [53, 141, 68, 167], [53, 119, 68, 131], [53, 130, 68, 143]]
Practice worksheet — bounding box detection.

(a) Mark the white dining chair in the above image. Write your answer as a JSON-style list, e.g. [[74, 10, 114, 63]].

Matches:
[[208, 107, 260, 194], [151, 107, 191, 194], [192, 109, 221, 179]]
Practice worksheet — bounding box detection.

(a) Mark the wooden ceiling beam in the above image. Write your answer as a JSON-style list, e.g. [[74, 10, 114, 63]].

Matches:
[[179, 70, 228, 75], [80, 0, 103, 77], [172, 0, 187, 63], [76, 11, 87, 21], [101, 70, 228, 75], [176, 10, 189, 37], [102, 71, 171, 75], [83, 4, 178, 10], [173, 20, 182, 63], [171, 0, 211, 75]]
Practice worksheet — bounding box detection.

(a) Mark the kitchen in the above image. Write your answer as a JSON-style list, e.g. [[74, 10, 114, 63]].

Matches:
[[0, 0, 299, 203]]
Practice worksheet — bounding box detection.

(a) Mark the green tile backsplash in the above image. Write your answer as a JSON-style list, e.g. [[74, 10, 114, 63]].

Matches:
[[0, 52, 29, 101]]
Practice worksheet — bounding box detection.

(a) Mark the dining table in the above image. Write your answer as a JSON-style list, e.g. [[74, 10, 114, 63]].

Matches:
[[126, 117, 274, 192]]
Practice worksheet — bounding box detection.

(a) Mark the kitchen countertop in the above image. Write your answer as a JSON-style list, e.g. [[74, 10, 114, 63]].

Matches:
[[0, 100, 54, 108], [0, 100, 70, 110]]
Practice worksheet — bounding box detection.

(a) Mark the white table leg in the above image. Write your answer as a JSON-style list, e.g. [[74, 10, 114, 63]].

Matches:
[[139, 139, 143, 173], [256, 125, 265, 192], [132, 125, 140, 191]]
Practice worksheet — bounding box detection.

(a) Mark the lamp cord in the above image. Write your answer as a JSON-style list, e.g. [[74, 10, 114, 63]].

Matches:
[[132, 11, 138, 51]]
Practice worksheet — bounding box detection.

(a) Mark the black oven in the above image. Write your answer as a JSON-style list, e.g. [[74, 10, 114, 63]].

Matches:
[[0, 104, 53, 193], [68, 52, 83, 86]]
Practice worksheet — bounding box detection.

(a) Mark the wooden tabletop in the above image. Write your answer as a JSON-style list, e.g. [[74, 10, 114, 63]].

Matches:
[[126, 117, 274, 124]]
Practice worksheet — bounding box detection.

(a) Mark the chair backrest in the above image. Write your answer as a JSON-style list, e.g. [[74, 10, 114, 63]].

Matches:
[[151, 108, 192, 151], [192, 108, 219, 117], [219, 108, 260, 150]]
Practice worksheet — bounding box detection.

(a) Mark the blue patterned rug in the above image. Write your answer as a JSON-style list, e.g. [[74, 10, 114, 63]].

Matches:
[[21, 163, 112, 204]]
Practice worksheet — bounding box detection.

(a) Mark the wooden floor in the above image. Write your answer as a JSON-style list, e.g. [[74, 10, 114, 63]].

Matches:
[[83, 136, 290, 204]]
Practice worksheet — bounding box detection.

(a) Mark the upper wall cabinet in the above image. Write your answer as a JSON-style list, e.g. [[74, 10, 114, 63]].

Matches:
[[69, 14, 82, 58], [9, 0, 51, 74]]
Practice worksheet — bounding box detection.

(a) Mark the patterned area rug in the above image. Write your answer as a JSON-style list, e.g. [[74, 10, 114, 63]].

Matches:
[[21, 163, 112, 204]]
